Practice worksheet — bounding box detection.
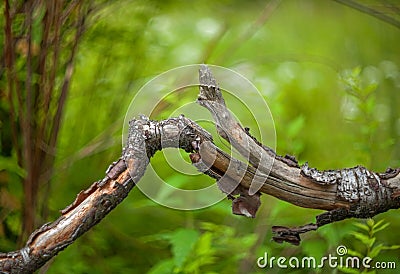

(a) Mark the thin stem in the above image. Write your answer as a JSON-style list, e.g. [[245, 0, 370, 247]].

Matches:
[[334, 0, 400, 29]]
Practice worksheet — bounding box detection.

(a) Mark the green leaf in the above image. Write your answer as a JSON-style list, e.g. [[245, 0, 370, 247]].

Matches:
[[147, 259, 175, 274], [183, 232, 216, 273], [361, 270, 376, 274], [194, 232, 213, 256], [363, 82, 378, 96], [347, 248, 363, 258], [368, 237, 376, 249], [351, 232, 375, 246], [366, 219, 375, 228], [338, 266, 361, 274], [370, 244, 400, 258], [354, 222, 369, 232], [371, 219, 385, 229], [372, 223, 390, 235], [169, 228, 200, 268], [364, 96, 376, 115], [372, 221, 390, 235], [185, 254, 216, 273], [0, 156, 26, 177], [369, 243, 383, 258]]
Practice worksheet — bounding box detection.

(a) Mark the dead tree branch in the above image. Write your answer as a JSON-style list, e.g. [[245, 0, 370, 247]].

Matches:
[[197, 64, 400, 245], [1, 65, 400, 272]]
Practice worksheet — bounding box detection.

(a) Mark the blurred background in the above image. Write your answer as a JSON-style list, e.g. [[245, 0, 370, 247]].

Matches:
[[1, 0, 400, 273]]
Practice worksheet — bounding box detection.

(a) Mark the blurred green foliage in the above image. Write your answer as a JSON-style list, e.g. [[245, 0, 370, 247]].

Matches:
[[340, 219, 400, 273], [1, 0, 400, 273]]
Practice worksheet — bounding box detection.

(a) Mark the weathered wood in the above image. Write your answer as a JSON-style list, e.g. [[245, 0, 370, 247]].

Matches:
[[197, 64, 400, 243], [1, 65, 400, 272]]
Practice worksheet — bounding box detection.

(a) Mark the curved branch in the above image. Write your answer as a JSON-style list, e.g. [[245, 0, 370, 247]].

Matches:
[[1, 65, 400, 272], [197, 64, 400, 244]]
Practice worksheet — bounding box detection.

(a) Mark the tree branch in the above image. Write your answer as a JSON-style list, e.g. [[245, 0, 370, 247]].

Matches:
[[197, 64, 400, 244], [1, 65, 400, 272]]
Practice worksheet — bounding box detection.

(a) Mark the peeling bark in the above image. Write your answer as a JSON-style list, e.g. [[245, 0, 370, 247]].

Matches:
[[1, 65, 400, 272], [197, 64, 400, 244]]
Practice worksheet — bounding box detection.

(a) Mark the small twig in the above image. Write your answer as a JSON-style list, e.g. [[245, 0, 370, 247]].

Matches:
[[334, 0, 400, 29], [272, 224, 318, 246]]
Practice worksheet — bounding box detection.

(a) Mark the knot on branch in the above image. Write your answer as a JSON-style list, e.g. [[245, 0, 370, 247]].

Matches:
[[301, 163, 399, 218], [123, 115, 213, 161]]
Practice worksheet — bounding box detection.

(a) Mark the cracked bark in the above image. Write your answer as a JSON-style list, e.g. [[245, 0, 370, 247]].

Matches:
[[1, 65, 400, 272], [197, 64, 400, 245]]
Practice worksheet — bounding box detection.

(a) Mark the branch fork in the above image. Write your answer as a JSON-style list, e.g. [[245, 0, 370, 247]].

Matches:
[[1, 65, 400, 272]]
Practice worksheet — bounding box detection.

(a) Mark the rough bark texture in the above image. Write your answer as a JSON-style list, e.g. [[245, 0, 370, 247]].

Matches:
[[1, 65, 400, 272], [197, 64, 400, 245]]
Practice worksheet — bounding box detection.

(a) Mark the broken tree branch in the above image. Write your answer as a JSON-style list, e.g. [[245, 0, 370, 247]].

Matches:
[[0, 116, 213, 273], [197, 65, 400, 245], [1, 65, 400, 272]]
